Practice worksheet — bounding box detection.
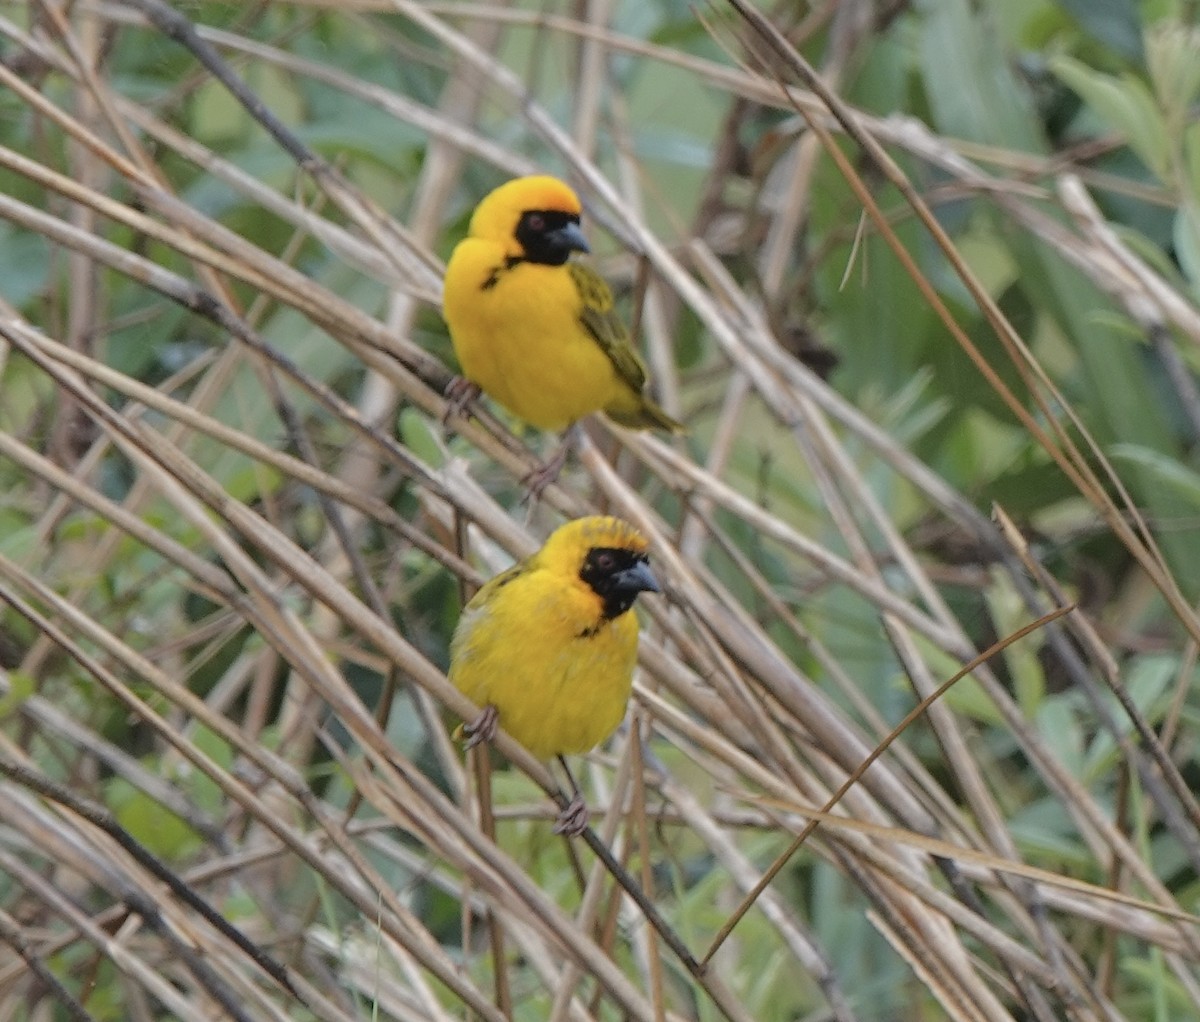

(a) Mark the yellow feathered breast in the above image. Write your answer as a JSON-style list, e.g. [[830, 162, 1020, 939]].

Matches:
[[448, 516, 659, 760]]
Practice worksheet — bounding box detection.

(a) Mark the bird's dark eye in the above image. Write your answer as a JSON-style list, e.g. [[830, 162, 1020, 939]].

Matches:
[[527, 213, 545, 231], [595, 552, 615, 571]]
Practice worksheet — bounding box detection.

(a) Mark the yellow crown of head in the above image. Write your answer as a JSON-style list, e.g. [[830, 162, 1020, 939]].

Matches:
[[468, 175, 583, 246], [537, 516, 649, 572]]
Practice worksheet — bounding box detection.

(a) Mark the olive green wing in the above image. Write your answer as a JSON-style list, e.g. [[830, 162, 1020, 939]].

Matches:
[[569, 262, 685, 433], [569, 262, 648, 393], [451, 563, 521, 655]]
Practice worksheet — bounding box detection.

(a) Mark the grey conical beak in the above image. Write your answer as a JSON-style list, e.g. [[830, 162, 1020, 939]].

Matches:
[[547, 220, 590, 255], [612, 560, 660, 596]]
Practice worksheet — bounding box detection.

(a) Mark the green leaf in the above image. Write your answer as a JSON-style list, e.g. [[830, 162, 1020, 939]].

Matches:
[[917, 0, 1044, 150], [986, 580, 1046, 717], [398, 406, 444, 468], [0, 229, 50, 309], [1010, 796, 1095, 862], [1145, 22, 1200, 133], [1035, 696, 1084, 777], [1050, 55, 1170, 180], [1055, 0, 1144, 61], [942, 673, 1006, 726], [0, 227, 50, 310], [0, 672, 34, 720], [106, 779, 201, 861], [1013, 235, 1200, 595], [1175, 203, 1200, 293], [1109, 442, 1200, 510], [188, 725, 233, 815], [0, 524, 38, 560], [1082, 654, 1175, 778], [1186, 122, 1200, 201]]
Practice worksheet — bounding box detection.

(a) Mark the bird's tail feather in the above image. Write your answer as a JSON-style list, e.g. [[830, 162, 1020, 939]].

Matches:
[[606, 398, 685, 433]]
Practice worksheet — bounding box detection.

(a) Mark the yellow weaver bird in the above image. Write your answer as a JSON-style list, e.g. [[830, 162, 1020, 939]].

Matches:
[[442, 175, 682, 487], [448, 516, 660, 835]]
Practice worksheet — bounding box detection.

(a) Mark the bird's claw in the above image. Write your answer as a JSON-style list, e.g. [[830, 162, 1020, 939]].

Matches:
[[462, 704, 499, 751], [520, 425, 579, 500], [552, 793, 589, 837], [443, 376, 481, 427], [520, 448, 569, 501]]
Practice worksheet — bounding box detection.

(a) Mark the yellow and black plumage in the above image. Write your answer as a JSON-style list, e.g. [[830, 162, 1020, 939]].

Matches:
[[442, 175, 683, 435], [448, 516, 660, 834]]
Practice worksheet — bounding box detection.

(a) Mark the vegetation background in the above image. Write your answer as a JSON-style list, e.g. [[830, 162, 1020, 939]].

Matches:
[[1, 0, 1200, 1019]]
